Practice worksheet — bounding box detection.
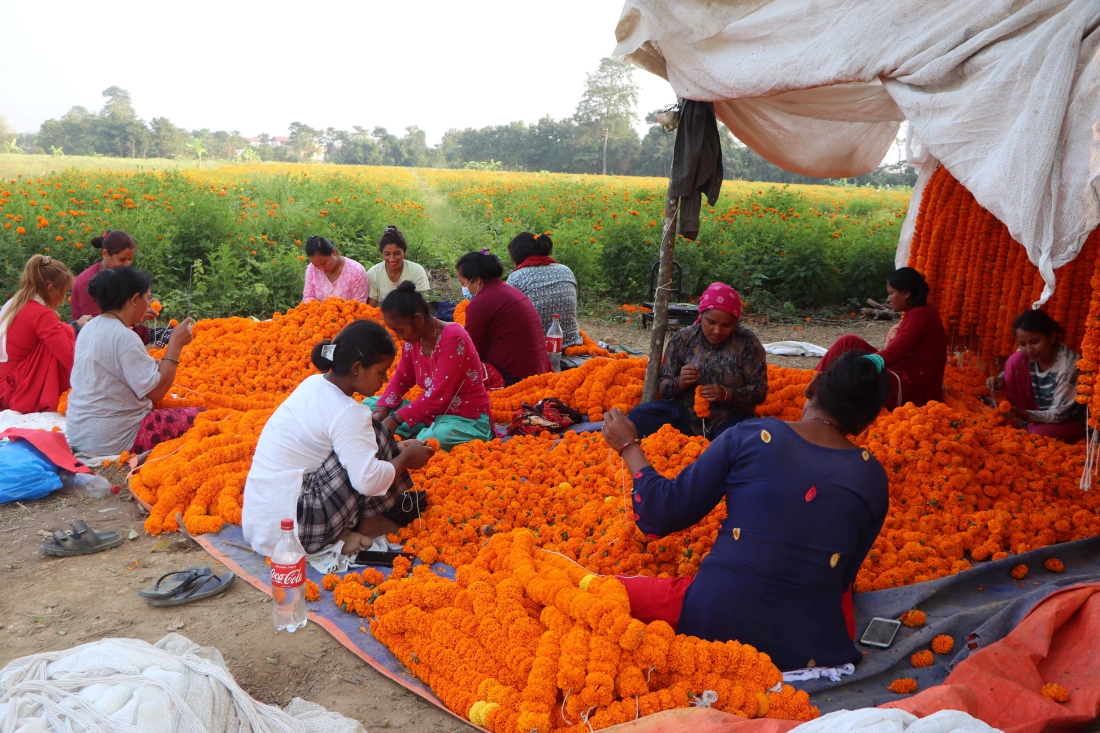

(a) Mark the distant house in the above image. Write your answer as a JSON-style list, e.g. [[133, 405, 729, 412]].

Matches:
[[246, 136, 292, 148]]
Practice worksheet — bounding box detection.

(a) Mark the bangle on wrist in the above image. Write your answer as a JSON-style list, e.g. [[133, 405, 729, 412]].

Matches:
[[162, 356, 179, 364], [616, 438, 642, 455]]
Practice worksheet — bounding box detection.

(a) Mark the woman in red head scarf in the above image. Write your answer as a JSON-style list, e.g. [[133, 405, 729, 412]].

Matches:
[[626, 282, 768, 439]]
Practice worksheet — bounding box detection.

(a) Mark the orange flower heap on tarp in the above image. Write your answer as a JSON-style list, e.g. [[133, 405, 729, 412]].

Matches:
[[367, 530, 819, 729], [564, 329, 628, 359]]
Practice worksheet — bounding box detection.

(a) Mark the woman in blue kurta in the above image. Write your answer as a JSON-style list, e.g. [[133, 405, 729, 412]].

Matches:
[[602, 350, 890, 671]]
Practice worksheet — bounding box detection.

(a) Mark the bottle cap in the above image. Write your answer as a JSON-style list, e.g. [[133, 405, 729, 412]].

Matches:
[[553, 313, 560, 318], [281, 518, 294, 530]]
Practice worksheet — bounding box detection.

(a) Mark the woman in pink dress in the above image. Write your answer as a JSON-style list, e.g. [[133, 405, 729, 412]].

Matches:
[[370, 282, 494, 449], [301, 236, 368, 303]]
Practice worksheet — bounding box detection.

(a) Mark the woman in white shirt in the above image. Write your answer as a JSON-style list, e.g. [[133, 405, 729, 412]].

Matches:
[[242, 320, 435, 557], [366, 226, 430, 306]]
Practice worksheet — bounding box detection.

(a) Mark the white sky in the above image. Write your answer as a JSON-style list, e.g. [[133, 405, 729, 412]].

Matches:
[[1, 0, 677, 144]]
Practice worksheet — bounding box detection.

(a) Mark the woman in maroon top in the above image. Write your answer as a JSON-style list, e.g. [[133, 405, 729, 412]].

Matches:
[[456, 250, 550, 386], [71, 231, 155, 343], [0, 255, 76, 413], [817, 267, 947, 407]]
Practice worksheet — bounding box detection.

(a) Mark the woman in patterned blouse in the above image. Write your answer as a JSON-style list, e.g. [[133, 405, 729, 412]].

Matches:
[[301, 236, 369, 303], [627, 282, 768, 439], [371, 282, 494, 450], [505, 232, 582, 348]]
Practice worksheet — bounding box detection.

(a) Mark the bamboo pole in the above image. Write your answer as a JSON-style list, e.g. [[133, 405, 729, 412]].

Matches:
[[641, 187, 679, 403]]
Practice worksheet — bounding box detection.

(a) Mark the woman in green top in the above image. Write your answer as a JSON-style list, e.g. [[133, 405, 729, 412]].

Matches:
[[367, 226, 430, 305]]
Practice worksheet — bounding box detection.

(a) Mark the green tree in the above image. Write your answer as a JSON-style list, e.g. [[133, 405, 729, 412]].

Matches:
[[186, 134, 209, 164], [288, 122, 320, 162], [100, 86, 137, 121], [149, 117, 189, 158], [574, 58, 640, 175]]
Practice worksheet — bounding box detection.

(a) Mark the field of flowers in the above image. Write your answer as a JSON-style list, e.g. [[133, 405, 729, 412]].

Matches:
[[2, 163, 908, 316]]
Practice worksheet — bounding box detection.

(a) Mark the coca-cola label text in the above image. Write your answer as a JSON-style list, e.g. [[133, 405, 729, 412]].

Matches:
[[271, 558, 306, 588], [546, 336, 563, 354]]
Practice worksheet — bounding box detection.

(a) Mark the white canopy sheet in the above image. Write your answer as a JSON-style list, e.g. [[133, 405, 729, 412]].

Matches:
[[614, 0, 1100, 304]]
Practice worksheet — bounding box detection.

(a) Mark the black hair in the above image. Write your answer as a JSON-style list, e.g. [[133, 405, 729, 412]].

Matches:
[[1013, 309, 1064, 341], [90, 230, 136, 256], [380, 280, 431, 321], [455, 251, 504, 281], [378, 225, 407, 253], [305, 236, 336, 257], [310, 320, 396, 375], [87, 266, 154, 312], [887, 267, 930, 307], [507, 232, 552, 266], [812, 350, 889, 435]]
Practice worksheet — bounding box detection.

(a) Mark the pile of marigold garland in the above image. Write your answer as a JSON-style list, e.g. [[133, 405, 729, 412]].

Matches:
[[360, 530, 818, 730]]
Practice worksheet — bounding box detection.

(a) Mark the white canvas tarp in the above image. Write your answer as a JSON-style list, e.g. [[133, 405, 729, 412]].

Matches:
[[614, 0, 1100, 304]]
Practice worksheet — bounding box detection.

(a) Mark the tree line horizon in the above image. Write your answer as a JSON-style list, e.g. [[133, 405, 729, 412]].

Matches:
[[1, 59, 915, 188]]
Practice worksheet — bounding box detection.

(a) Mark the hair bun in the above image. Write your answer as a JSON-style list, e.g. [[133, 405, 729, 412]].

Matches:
[[385, 225, 396, 233], [396, 280, 418, 293], [310, 339, 335, 372]]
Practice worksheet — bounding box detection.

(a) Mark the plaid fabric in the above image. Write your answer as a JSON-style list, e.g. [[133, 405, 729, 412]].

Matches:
[[295, 418, 417, 553]]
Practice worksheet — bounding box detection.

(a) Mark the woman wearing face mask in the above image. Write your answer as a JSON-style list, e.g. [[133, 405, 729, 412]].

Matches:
[[366, 225, 430, 306], [70, 230, 155, 343], [455, 250, 549, 387], [243, 320, 435, 557], [627, 282, 767, 440], [986, 310, 1085, 442], [370, 282, 494, 449], [0, 255, 77, 413], [301, 235, 369, 303]]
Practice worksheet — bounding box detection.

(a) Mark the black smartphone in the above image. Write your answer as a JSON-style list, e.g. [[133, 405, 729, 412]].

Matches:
[[354, 550, 413, 567], [860, 617, 902, 648]]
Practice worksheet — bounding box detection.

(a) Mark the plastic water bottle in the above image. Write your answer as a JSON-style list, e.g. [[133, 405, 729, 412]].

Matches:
[[60, 471, 112, 499], [546, 314, 563, 373], [270, 518, 308, 633]]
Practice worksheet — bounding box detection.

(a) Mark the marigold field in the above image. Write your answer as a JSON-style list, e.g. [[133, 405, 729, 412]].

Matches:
[[2, 163, 907, 315]]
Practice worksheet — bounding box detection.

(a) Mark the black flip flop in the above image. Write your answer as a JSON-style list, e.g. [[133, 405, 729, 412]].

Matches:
[[149, 571, 236, 606], [138, 566, 211, 599], [40, 520, 124, 557]]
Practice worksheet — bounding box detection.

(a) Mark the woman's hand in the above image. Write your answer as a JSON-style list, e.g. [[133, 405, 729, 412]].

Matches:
[[76, 315, 93, 328], [143, 307, 159, 322], [678, 364, 700, 390], [601, 408, 639, 453], [986, 375, 1005, 393], [1010, 406, 1030, 423], [371, 407, 390, 423], [166, 318, 194, 353], [699, 384, 728, 402], [400, 441, 435, 470], [382, 415, 400, 435]]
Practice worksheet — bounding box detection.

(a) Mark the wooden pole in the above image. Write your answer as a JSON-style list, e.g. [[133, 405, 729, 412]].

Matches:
[[642, 187, 679, 403]]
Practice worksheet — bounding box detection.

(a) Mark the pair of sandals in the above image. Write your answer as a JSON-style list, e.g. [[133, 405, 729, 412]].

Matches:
[[138, 566, 236, 606]]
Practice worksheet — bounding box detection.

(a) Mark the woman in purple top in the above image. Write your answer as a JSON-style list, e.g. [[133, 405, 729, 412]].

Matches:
[[602, 350, 890, 671]]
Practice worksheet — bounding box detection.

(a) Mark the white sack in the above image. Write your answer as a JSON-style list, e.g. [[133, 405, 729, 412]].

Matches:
[[0, 634, 366, 733], [763, 341, 827, 358], [614, 0, 1100, 304], [789, 708, 1002, 733]]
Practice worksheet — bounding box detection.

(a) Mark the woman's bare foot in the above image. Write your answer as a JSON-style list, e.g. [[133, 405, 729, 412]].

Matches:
[[337, 529, 368, 555]]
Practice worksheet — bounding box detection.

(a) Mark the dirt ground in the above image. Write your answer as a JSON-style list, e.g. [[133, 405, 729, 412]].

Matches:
[[0, 318, 876, 728]]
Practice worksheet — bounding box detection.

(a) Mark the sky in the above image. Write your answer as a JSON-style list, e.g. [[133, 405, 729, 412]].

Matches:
[[0, 0, 677, 144]]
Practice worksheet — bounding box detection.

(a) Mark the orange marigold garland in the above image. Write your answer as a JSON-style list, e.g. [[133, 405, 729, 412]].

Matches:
[[931, 635, 955, 655], [1041, 683, 1070, 703], [694, 389, 711, 418], [365, 530, 819, 729]]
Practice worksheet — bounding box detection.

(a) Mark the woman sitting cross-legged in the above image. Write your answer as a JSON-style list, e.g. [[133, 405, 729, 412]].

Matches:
[[986, 309, 1086, 443], [817, 267, 947, 408], [371, 281, 494, 449], [602, 350, 890, 671], [505, 231, 582, 349], [0, 255, 77, 414], [457, 249, 549, 386], [66, 266, 198, 456], [627, 282, 767, 440], [242, 320, 435, 556]]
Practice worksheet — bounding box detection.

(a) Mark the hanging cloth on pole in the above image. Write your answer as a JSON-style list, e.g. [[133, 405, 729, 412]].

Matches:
[[670, 100, 723, 241]]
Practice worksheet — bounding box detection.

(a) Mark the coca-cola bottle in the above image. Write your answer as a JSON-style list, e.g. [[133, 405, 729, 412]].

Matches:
[[270, 518, 307, 632], [546, 314, 563, 373]]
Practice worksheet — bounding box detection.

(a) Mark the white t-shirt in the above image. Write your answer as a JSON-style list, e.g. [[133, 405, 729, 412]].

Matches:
[[67, 316, 162, 455], [367, 260, 430, 302], [242, 374, 396, 556]]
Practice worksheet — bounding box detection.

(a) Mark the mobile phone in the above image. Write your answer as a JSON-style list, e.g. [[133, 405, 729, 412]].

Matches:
[[860, 617, 902, 648], [354, 550, 413, 567]]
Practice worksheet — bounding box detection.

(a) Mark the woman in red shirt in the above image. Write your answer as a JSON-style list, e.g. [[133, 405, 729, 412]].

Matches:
[[71, 230, 155, 343], [817, 267, 947, 407], [0, 255, 77, 413], [456, 250, 550, 387]]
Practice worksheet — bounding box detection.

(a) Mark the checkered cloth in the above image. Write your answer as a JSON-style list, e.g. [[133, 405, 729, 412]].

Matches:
[[296, 418, 417, 553]]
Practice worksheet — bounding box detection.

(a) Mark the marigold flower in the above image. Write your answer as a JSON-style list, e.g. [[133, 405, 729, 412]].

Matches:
[[1041, 683, 1069, 702], [931, 635, 954, 655], [1044, 558, 1064, 573], [1010, 564, 1029, 579], [887, 678, 918, 694], [899, 610, 926, 628], [910, 650, 934, 667]]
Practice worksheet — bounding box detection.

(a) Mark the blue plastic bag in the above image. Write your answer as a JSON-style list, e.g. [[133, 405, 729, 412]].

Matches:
[[0, 439, 62, 504]]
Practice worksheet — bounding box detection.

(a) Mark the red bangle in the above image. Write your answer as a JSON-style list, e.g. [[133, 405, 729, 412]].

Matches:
[[616, 438, 642, 455]]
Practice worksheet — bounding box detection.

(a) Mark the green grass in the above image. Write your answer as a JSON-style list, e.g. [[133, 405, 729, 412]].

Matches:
[[0, 153, 229, 179]]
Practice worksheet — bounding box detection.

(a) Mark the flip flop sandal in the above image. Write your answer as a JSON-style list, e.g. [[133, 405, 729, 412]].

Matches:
[[40, 519, 124, 557], [138, 566, 212, 599], [149, 571, 236, 607]]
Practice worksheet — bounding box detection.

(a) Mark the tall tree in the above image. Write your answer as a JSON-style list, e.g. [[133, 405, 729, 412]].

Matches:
[[574, 58, 639, 175], [288, 122, 320, 162], [149, 117, 189, 158], [100, 86, 137, 121]]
